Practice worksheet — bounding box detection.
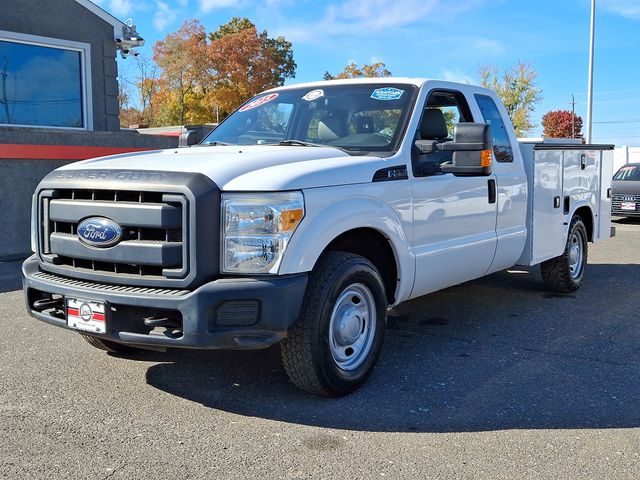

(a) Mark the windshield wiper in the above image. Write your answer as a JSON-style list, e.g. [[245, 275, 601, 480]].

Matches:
[[278, 139, 356, 152], [278, 140, 370, 156], [278, 140, 327, 148], [202, 140, 231, 146]]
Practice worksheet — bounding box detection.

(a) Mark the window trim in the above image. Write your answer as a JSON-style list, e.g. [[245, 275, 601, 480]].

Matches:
[[0, 29, 93, 130]]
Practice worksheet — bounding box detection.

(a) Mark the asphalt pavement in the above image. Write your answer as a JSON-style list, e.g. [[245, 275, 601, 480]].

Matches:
[[1, 218, 639, 479]]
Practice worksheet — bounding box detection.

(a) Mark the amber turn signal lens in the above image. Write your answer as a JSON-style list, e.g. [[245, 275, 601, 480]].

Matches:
[[481, 149, 493, 167], [280, 208, 304, 231]]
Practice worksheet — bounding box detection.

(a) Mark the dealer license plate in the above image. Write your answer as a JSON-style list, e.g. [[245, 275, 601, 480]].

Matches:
[[67, 298, 107, 334], [621, 201, 636, 211]]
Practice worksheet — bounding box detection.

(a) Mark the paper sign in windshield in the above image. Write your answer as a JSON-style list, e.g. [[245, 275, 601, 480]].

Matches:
[[302, 89, 324, 101], [239, 93, 279, 112], [371, 87, 404, 101]]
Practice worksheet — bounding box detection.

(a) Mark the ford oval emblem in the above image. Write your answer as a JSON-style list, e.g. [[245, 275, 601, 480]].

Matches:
[[77, 217, 123, 247]]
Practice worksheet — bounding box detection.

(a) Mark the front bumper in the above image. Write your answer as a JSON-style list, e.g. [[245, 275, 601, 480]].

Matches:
[[612, 207, 640, 217], [22, 255, 308, 350]]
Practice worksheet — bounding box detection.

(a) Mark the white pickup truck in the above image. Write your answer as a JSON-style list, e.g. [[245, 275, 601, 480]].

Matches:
[[23, 78, 614, 396]]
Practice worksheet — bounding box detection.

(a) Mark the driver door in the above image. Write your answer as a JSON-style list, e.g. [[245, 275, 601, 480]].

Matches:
[[410, 89, 498, 297]]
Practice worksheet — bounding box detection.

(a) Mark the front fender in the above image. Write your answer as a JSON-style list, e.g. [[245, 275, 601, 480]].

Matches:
[[279, 185, 414, 305]]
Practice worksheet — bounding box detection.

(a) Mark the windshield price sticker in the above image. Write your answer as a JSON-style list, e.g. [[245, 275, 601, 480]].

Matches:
[[239, 93, 279, 112], [302, 89, 324, 101], [371, 87, 404, 101]]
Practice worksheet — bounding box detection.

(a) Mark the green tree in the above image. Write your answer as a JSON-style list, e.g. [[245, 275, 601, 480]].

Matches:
[[478, 60, 542, 137], [324, 62, 392, 80]]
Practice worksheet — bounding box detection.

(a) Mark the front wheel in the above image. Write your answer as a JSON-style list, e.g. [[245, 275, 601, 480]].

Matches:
[[280, 252, 387, 396], [540, 215, 588, 293]]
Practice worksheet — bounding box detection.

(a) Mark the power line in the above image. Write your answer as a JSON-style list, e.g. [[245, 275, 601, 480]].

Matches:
[[593, 119, 640, 124]]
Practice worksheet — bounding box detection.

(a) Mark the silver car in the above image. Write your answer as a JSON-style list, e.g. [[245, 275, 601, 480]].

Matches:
[[612, 163, 640, 217]]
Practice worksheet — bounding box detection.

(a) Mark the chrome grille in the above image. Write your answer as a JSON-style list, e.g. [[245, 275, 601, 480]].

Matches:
[[612, 193, 640, 213], [39, 188, 188, 281]]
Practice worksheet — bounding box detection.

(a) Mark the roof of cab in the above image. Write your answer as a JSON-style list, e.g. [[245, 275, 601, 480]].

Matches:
[[266, 77, 431, 92]]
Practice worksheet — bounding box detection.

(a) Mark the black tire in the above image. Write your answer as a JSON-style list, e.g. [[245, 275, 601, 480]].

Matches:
[[80, 334, 146, 354], [280, 252, 387, 397], [540, 215, 588, 293]]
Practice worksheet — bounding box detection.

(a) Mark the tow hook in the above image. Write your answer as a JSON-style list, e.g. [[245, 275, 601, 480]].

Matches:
[[32, 296, 65, 319]]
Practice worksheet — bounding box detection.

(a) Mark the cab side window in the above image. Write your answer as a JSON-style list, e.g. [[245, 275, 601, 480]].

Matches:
[[416, 90, 473, 142], [412, 90, 473, 177], [475, 94, 513, 163]]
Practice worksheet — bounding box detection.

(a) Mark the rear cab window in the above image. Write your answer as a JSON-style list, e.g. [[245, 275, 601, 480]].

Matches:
[[474, 94, 514, 163]]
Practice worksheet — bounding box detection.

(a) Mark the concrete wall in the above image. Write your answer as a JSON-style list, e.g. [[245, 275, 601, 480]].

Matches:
[[0, 127, 178, 260], [0, 0, 120, 131]]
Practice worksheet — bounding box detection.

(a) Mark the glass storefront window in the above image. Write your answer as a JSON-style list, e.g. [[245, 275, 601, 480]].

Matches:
[[0, 39, 84, 128]]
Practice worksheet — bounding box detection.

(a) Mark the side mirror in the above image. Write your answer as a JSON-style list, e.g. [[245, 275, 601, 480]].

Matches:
[[439, 123, 494, 176], [179, 130, 199, 147]]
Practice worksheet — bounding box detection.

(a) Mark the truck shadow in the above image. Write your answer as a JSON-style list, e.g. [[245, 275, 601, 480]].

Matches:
[[612, 216, 640, 225], [145, 263, 640, 433]]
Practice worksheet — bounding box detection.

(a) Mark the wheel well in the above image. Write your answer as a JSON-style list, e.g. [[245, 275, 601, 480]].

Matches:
[[324, 228, 398, 303], [574, 206, 594, 242]]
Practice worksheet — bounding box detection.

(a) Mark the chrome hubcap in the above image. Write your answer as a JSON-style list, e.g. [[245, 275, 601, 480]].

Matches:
[[329, 283, 376, 371], [568, 230, 585, 280]]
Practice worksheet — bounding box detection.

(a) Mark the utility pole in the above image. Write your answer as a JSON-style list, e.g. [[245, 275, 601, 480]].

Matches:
[[570, 94, 576, 139], [586, 0, 596, 143]]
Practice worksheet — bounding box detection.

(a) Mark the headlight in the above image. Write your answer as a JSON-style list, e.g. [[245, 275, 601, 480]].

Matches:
[[222, 192, 304, 274], [30, 194, 37, 253]]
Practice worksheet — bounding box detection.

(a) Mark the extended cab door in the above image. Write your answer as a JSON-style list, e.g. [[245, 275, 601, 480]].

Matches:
[[410, 89, 498, 297]]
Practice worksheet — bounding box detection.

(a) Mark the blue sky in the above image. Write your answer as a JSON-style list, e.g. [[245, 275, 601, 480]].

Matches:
[[95, 0, 640, 146]]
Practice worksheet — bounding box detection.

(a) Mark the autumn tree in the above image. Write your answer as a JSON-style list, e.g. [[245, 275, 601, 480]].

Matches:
[[479, 60, 542, 137], [324, 62, 392, 80], [149, 18, 296, 125], [207, 17, 296, 117], [542, 110, 583, 139], [134, 54, 160, 126], [153, 20, 212, 125]]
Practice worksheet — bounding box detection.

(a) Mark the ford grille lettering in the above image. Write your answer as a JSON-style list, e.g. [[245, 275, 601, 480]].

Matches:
[[77, 217, 123, 247]]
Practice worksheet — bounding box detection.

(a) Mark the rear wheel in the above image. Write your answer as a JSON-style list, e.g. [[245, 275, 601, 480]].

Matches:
[[80, 334, 148, 354], [280, 252, 387, 396], [541, 215, 588, 293]]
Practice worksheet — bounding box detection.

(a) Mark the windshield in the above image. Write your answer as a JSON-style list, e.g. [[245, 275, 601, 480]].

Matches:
[[614, 164, 640, 181], [202, 84, 418, 155]]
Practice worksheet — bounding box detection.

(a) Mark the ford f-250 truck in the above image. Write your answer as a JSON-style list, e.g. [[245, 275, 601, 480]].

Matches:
[[23, 78, 614, 396]]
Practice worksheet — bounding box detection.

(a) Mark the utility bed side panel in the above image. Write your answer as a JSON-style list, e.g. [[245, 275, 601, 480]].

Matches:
[[596, 149, 614, 242], [517, 145, 565, 266], [518, 142, 615, 266]]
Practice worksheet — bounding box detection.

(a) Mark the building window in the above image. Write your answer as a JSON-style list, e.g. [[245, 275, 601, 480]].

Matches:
[[0, 31, 91, 129]]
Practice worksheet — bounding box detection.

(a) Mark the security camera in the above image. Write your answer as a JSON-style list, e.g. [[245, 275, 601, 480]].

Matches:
[[116, 22, 145, 59]]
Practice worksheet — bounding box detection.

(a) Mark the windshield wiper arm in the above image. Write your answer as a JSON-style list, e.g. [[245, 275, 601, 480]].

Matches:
[[278, 140, 351, 152], [278, 140, 325, 147], [202, 140, 231, 146]]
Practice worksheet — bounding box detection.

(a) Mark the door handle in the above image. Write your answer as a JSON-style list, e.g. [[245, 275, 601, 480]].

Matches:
[[488, 179, 496, 204]]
